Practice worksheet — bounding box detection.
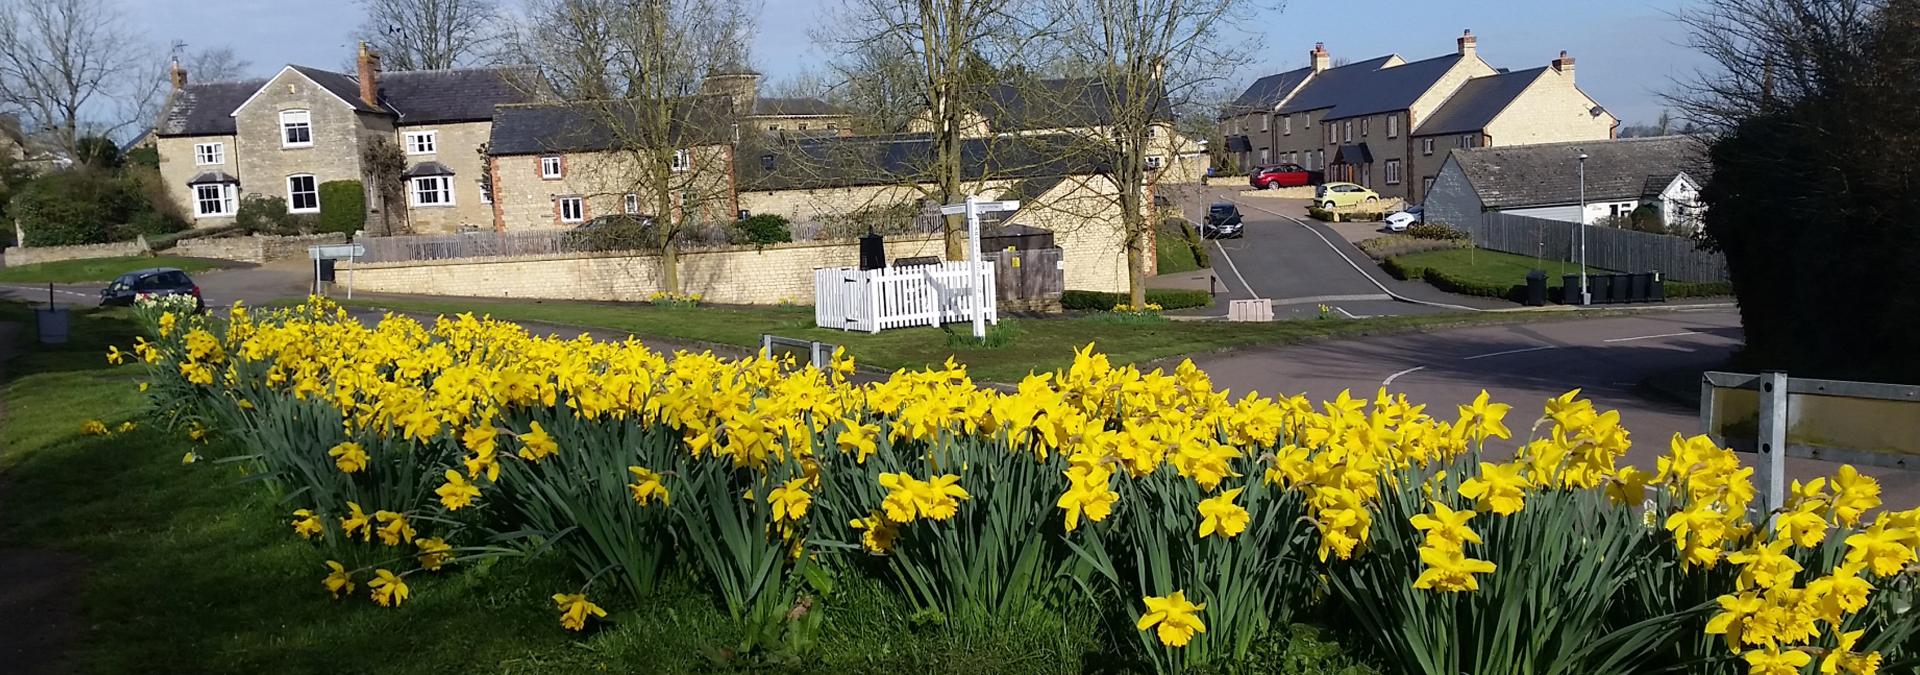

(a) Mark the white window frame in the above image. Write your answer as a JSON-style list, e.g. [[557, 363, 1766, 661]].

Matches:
[[798, 122, 809, 131], [540, 155, 563, 179], [671, 148, 691, 172], [1385, 159, 1402, 185], [286, 174, 319, 213], [280, 110, 312, 148], [409, 175, 454, 207], [194, 142, 224, 166], [558, 196, 584, 223], [1282, 116, 1291, 136], [623, 193, 640, 214], [479, 177, 492, 204], [1422, 176, 1436, 196], [1145, 125, 1157, 139], [192, 183, 236, 218], [1258, 148, 1269, 163], [1343, 121, 1352, 143], [1388, 114, 1399, 138], [1144, 155, 1165, 170], [404, 131, 437, 155], [1361, 118, 1370, 137], [1422, 138, 1435, 155], [1260, 114, 1269, 132], [769, 123, 781, 131]]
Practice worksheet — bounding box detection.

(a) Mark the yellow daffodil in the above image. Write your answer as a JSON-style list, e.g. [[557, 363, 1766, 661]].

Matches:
[[1844, 522, 1917, 577], [1820, 629, 1882, 675], [850, 512, 899, 554], [79, 419, 109, 436], [322, 560, 354, 599], [436, 470, 481, 510], [415, 537, 453, 571], [1458, 389, 1512, 441], [767, 477, 812, 523], [340, 502, 372, 542], [1410, 500, 1482, 551], [291, 509, 325, 540], [627, 467, 669, 507], [328, 441, 370, 474], [1196, 488, 1250, 539], [374, 510, 416, 547], [552, 593, 607, 631], [1136, 590, 1206, 647], [1056, 466, 1119, 532], [369, 569, 410, 607], [837, 421, 880, 463], [517, 421, 559, 462], [1458, 462, 1527, 515], [1412, 544, 1497, 592], [1743, 646, 1811, 675]]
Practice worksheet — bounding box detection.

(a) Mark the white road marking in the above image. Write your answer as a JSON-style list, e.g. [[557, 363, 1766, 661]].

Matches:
[[0, 285, 92, 299], [1230, 197, 1484, 312], [1461, 345, 1557, 360], [1336, 306, 1363, 319], [1382, 365, 1426, 386], [1209, 239, 1258, 297], [1270, 293, 1391, 306], [1602, 331, 1701, 343]]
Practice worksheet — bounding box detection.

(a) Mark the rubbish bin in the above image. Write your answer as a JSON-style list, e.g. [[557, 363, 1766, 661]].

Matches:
[[1629, 272, 1651, 303], [318, 258, 338, 283], [1524, 269, 1548, 307], [1589, 274, 1613, 304], [1650, 271, 1666, 302], [1608, 273, 1631, 304], [1561, 274, 1582, 305], [35, 305, 68, 344]]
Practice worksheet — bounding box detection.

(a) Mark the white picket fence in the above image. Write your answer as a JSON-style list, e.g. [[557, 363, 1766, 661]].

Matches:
[[814, 262, 998, 333]]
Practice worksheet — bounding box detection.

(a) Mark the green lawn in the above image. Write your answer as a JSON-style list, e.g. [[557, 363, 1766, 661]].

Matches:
[[0, 255, 228, 284], [0, 303, 1380, 674], [1154, 218, 1208, 275], [340, 296, 1587, 383], [1388, 248, 1614, 291]]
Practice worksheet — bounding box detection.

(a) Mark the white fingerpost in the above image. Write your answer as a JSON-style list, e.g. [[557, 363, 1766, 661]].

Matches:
[[940, 196, 1019, 341]]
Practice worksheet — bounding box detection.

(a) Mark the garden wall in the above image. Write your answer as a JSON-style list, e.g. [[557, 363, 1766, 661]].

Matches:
[[1, 240, 148, 267], [170, 233, 349, 264]]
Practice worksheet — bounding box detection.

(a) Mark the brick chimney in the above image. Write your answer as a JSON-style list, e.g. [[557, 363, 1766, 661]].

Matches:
[[356, 42, 381, 108], [169, 58, 188, 90], [1552, 50, 1576, 82], [1456, 29, 1477, 57], [1310, 42, 1330, 72]]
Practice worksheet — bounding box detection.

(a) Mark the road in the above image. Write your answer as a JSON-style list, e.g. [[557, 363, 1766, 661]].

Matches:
[[0, 258, 318, 310]]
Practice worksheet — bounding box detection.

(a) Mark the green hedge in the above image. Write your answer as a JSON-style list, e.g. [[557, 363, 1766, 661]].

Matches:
[[1360, 236, 1471, 261], [317, 181, 366, 235], [735, 213, 793, 245], [1062, 288, 1213, 311], [1667, 281, 1735, 298], [1307, 206, 1385, 223]]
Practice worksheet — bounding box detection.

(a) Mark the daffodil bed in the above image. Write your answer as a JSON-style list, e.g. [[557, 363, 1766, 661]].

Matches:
[[116, 296, 1920, 674]]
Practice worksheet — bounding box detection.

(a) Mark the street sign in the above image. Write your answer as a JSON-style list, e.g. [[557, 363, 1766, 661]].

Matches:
[[309, 244, 366, 260], [939, 196, 1022, 341]]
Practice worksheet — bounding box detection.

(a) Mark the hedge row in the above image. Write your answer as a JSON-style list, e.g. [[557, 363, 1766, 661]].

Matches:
[[1061, 288, 1213, 311], [1306, 206, 1385, 223], [1357, 235, 1471, 260], [1384, 256, 1735, 303]]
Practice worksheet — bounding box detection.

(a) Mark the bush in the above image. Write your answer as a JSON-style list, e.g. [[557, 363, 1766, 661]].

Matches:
[[234, 195, 305, 236], [1404, 222, 1467, 241], [1306, 206, 1385, 222], [566, 215, 659, 252], [116, 210, 188, 240], [1666, 280, 1734, 298], [1357, 235, 1471, 260], [1061, 288, 1211, 311], [8, 170, 140, 245], [317, 181, 366, 235], [735, 213, 792, 245]]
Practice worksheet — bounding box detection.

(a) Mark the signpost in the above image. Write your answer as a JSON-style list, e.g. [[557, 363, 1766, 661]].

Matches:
[[309, 243, 367, 299], [939, 196, 1020, 341]]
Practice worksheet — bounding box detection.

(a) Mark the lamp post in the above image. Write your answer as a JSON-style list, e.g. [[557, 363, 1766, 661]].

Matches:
[[1577, 149, 1590, 305]]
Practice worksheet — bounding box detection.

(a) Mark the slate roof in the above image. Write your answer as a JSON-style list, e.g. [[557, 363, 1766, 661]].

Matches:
[[1334, 143, 1373, 165], [402, 161, 455, 177], [750, 97, 846, 117], [739, 132, 1109, 192], [157, 67, 539, 137], [186, 170, 239, 184], [1292, 53, 1464, 121], [382, 68, 542, 124], [488, 96, 737, 156], [976, 76, 1172, 131], [1223, 66, 1314, 117], [1448, 136, 1710, 209], [1412, 67, 1546, 136], [1223, 135, 1252, 152], [1274, 55, 1399, 115]]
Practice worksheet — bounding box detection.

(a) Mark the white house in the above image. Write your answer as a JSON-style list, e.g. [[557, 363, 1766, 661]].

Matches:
[[1424, 136, 1707, 231]]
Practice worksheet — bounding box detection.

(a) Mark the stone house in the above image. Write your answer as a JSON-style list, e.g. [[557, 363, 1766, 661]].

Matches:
[[697, 71, 853, 137], [907, 76, 1207, 185], [152, 45, 538, 232], [1423, 135, 1709, 231], [1221, 30, 1617, 203], [486, 96, 740, 230]]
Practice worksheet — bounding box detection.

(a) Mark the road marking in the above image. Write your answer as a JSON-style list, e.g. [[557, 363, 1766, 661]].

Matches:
[[1270, 293, 1391, 306], [1382, 365, 1426, 386], [1602, 331, 1701, 343], [0, 285, 91, 299], [1461, 345, 1557, 360], [1209, 239, 1258, 297], [1336, 306, 1364, 319], [1229, 197, 1484, 312]]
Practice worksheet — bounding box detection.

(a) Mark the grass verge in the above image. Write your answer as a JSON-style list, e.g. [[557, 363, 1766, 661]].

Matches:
[[1154, 218, 1209, 275], [0, 256, 229, 285], [0, 303, 1382, 674], [332, 295, 1636, 383], [1383, 248, 1733, 301]]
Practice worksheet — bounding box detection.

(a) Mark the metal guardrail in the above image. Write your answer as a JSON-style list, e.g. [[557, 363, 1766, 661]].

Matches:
[[760, 334, 837, 370], [1701, 370, 1920, 514]]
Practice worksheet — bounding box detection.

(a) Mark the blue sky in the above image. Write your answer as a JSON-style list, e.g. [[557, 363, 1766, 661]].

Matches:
[[128, 0, 1705, 125]]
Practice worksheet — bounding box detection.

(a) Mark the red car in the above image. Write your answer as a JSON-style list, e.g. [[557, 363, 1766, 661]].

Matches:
[[1249, 163, 1323, 189]]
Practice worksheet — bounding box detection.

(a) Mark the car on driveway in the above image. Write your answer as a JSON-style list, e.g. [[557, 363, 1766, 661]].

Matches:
[[1385, 205, 1423, 232], [100, 268, 204, 309], [1314, 182, 1380, 209], [1249, 163, 1322, 190], [1201, 203, 1244, 239]]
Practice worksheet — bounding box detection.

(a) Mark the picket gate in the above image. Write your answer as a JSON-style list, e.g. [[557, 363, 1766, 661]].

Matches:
[[815, 262, 998, 333]]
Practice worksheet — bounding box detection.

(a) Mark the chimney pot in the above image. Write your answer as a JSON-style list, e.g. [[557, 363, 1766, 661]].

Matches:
[[1552, 50, 1576, 82], [357, 42, 381, 109], [1310, 42, 1331, 72], [169, 58, 188, 90], [1457, 29, 1478, 56]]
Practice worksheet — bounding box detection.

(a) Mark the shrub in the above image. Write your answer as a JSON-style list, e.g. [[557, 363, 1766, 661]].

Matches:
[[8, 170, 139, 245], [1062, 288, 1211, 311], [735, 213, 793, 245], [1404, 222, 1467, 241], [234, 195, 305, 235], [567, 215, 659, 252], [74, 135, 122, 170], [317, 181, 367, 235], [1357, 235, 1471, 260], [1666, 280, 1734, 298], [116, 210, 188, 240]]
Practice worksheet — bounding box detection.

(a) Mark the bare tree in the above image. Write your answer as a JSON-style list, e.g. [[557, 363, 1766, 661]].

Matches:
[[0, 0, 154, 157], [511, 0, 757, 293], [183, 46, 254, 82], [353, 0, 504, 70], [1042, 0, 1272, 306]]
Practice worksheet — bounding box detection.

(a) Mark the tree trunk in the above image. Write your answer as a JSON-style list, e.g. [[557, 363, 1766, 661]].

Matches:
[[1120, 187, 1147, 307], [662, 238, 680, 293]]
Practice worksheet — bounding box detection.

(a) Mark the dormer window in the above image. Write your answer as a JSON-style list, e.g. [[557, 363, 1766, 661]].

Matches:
[[280, 110, 312, 148]]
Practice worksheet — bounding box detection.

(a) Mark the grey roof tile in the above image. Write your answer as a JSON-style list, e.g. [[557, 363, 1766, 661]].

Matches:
[[1413, 67, 1546, 136], [488, 96, 737, 155], [289, 65, 384, 113], [1275, 55, 1400, 115], [157, 79, 267, 137], [739, 132, 1108, 191], [402, 161, 455, 177], [1300, 53, 1464, 121], [157, 67, 540, 137], [186, 170, 240, 184], [1449, 136, 1710, 208], [751, 97, 846, 117], [1224, 66, 1314, 116], [977, 76, 1172, 131]]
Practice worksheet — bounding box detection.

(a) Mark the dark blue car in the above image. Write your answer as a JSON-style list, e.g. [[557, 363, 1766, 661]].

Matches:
[[100, 267, 204, 309]]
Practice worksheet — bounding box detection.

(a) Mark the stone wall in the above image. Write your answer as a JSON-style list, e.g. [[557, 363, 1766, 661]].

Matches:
[[1, 240, 148, 267], [171, 233, 349, 263]]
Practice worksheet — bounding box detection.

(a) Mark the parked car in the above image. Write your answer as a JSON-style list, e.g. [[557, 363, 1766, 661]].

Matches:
[[100, 268, 203, 309], [1201, 202, 1244, 239], [1385, 205, 1424, 232], [1248, 163, 1322, 190], [1314, 182, 1380, 209]]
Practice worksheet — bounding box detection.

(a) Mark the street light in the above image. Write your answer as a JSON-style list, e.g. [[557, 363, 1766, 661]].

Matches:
[[1577, 149, 1590, 305]]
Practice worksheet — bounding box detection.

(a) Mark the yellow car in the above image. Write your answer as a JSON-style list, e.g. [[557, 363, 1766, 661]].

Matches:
[[1315, 182, 1380, 209]]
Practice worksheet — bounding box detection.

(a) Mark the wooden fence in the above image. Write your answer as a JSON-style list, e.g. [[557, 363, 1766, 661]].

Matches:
[[984, 247, 1064, 311], [815, 261, 998, 333], [1471, 212, 1729, 282]]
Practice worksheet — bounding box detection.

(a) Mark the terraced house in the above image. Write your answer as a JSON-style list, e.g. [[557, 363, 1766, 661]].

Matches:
[[1221, 30, 1617, 203], [153, 45, 538, 233]]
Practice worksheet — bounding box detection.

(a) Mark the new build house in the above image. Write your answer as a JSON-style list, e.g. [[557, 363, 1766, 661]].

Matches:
[[1220, 31, 1617, 203], [1424, 135, 1709, 231]]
